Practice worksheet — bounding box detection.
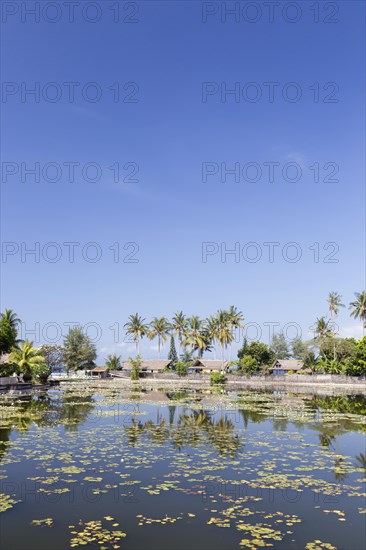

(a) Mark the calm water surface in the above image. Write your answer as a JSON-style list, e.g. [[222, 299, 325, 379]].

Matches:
[[0, 382, 365, 550]]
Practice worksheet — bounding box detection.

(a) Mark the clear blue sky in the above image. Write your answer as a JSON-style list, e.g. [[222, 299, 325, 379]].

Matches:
[[1, 1, 365, 360]]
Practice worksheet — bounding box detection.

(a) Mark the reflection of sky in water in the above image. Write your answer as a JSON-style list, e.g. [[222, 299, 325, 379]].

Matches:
[[0, 386, 365, 550]]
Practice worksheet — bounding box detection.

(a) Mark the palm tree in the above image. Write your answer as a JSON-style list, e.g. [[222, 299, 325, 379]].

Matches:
[[349, 291, 366, 335], [9, 340, 45, 378], [124, 313, 148, 355], [215, 309, 233, 371], [314, 316, 333, 358], [206, 316, 218, 359], [1, 309, 21, 331], [148, 317, 171, 359], [183, 316, 206, 356], [171, 311, 188, 359], [327, 292, 345, 319], [327, 292, 344, 359], [227, 306, 244, 361], [105, 354, 122, 370]]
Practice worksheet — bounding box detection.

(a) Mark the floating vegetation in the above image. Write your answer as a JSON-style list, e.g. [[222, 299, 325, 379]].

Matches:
[[31, 518, 54, 527], [0, 383, 364, 549], [69, 519, 127, 548]]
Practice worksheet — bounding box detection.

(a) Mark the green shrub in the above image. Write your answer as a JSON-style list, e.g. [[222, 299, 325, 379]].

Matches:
[[129, 355, 142, 380], [175, 361, 188, 376], [32, 363, 52, 383], [0, 363, 18, 377], [237, 355, 258, 375], [210, 371, 226, 385]]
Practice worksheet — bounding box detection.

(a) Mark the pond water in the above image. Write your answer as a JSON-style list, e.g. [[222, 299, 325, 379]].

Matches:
[[0, 382, 365, 550]]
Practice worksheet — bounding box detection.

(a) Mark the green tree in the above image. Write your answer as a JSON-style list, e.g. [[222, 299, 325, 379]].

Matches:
[[237, 355, 258, 374], [129, 355, 142, 380], [227, 306, 244, 361], [9, 340, 46, 381], [175, 361, 188, 376], [271, 333, 290, 359], [168, 335, 178, 365], [63, 327, 97, 373], [148, 317, 171, 359], [32, 363, 52, 384], [291, 337, 307, 359], [327, 291, 345, 359], [124, 313, 149, 355], [313, 316, 333, 357], [183, 316, 206, 355], [105, 354, 122, 370], [171, 311, 188, 359], [210, 371, 226, 385], [349, 291, 366, 335], [214, 309, 233, 371], [239, 341, 274, 366], [0, 309, 21, 354]]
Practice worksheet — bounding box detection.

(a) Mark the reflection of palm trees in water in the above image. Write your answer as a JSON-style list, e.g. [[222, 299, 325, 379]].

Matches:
[[355, 452, 366, 476], [123, 410, 242, 457]]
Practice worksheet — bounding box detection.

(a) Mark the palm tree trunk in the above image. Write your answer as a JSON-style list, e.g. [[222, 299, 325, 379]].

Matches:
[[221, 344, 225, 373], [158, 337, 161, 360]]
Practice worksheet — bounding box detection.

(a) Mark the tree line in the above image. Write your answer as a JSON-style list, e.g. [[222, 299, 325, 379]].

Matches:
[[0, 290, 365, 379]]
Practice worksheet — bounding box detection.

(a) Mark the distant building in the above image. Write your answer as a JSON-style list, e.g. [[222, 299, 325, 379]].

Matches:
[[191, 359, 228, 373], [90, 367, 110, 379], [123, 360, 172, 374], [270, 359, 304, 375]]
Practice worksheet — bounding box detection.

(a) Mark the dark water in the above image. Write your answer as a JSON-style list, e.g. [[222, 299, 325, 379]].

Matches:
[[0, 383, 365, 550]]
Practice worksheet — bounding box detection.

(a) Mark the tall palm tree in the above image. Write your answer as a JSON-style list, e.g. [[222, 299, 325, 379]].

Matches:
[[148, 317, 171, 359], [227, 305, 244, 361], [349, 291, 366, 335], [206, 316, 218, 359], [9, 340, 45, 377], [183, 316, 206, 355], [314, 316, 333, 358], [1, 309, 21, 331], [215, 309, 233, 371], [171, 311, 188, 359], [124, 313, 148, 355], [327, 292, 344, 359]]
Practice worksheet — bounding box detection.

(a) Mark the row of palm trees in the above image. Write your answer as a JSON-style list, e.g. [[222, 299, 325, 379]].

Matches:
[[125, 291, 366, 363], [123, 306, 244, 363]]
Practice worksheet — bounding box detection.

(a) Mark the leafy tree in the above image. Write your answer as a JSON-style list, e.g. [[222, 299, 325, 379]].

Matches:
[[32, 363, 52, 384], [210, 371, 226, 385], [0, 309, 21, 354], [129, 355, 142, 380], [350, 336, 366, 376], [349, 291, 366, 335], [237, 338, 248, 360], [105, 354, 122, 370], [63, 327, 97, 373], [148, 317, 171, 359], [291, 337, 307, 359], [9, 340, 46, 381], [124, 313, 149, 355], [237, 355, 258, 374], [303, 351, 319, 374], [271, 333, 290, 359], [180, 350, 194, 366], [168, 335, 178, 365], [175, 361, 188, 376], [240, 341, 274, 366], [39, 344, 64, 370]]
